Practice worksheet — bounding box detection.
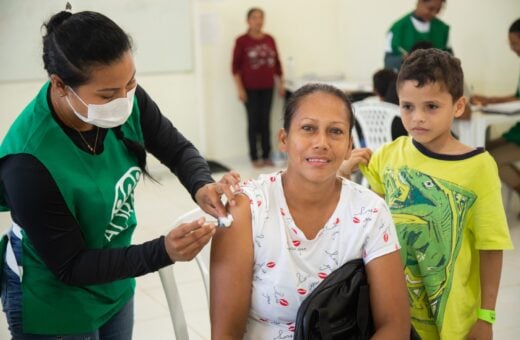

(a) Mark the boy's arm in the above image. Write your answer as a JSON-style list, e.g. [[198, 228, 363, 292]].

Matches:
[[466, 250, 503, 340], [338, 148, 372, 179]]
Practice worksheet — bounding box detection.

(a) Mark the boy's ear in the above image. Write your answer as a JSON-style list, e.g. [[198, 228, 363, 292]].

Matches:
[[278, 128, 288, 152], [453, 96, 468, 118]]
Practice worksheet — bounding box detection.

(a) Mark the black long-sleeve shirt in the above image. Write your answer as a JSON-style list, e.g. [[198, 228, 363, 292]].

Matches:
[[0, 85, 214, 286]]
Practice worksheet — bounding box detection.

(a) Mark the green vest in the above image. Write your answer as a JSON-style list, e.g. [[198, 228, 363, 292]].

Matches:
[[389, 12, 450, 55], [0, 82, 144, 334]]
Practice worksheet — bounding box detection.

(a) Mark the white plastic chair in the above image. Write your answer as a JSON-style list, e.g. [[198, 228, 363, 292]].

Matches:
[[351, 101, 401, 151], [351, 101, 401, 186], [158, 207, 214, 339]]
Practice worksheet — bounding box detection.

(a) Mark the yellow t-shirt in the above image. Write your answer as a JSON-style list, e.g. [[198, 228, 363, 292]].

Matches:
[[360, 137, 513, 340]]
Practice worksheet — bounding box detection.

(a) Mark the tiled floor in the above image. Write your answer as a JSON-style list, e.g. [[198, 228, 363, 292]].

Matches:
[[1, 156, 520, 339]]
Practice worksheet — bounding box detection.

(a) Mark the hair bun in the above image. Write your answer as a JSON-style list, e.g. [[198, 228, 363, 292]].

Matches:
[[43, 10, 72, 35]]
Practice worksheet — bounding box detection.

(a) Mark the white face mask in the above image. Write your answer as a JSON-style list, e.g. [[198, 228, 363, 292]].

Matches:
[[66, 86, 136, 128]]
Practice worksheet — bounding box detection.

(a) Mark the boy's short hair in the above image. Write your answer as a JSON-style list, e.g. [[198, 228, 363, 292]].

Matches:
[[373, 69, 397, 97], [397, 48, 463, 101]]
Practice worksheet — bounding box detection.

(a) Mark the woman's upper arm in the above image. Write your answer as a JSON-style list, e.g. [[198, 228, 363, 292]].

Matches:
[[365, 251, 410, 340], [210, 194, 254, 339]]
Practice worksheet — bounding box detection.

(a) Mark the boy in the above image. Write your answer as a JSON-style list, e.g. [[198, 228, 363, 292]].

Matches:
[[350, 49, 513, 339]]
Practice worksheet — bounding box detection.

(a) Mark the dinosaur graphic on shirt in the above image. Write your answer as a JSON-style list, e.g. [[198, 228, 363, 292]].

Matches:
[[383, 167, 476, 332]]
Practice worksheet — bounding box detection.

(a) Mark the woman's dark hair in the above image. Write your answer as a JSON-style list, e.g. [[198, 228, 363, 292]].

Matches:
[[247, 7, 264, 19], [43, 9, 151, 178], [397, 48, 463, 102], [42, 10, 132, 87], [510, 18, 520, 34], [283, 83, 354, 133]]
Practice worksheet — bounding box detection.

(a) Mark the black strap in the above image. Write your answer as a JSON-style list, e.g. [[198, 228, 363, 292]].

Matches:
[[318, 307, 333, 340], [357, 284, 371, 338]]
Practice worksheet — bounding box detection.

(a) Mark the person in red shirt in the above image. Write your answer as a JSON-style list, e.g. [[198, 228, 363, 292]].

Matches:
[[232, 7, 285, 168]]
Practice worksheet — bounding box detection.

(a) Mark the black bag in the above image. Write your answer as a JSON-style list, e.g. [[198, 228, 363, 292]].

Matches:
[[294, 258, 375, 340]]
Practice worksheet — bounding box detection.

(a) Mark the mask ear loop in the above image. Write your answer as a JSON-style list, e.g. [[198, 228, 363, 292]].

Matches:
[[67, 86, 89, 108]]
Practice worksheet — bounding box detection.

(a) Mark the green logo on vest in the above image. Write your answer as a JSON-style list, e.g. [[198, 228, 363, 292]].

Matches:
[[105, 166, 142, 242]]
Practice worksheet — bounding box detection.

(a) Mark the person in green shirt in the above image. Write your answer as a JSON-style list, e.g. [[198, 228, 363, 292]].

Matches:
[[0, 5, 240, 339], [471, 18, 520, 214], [384, 0, 452, 71]]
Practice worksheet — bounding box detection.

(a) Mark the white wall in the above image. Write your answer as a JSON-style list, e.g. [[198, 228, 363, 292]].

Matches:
[[338, 0, 520, 95], [197, 0, 345, 160], [1, 0, 519, 164]]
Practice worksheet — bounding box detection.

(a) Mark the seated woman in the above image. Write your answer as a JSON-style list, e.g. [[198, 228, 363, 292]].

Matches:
[[210, 83, 410, 339]]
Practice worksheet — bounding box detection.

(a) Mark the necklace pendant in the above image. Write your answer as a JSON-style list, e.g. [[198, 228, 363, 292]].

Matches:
[[77, 127, 100, 155]]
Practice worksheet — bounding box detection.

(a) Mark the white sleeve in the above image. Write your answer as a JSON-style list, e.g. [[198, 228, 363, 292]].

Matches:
[[238, 179, 269, 237], [385, 32, 394, 53], [362, 200, 400, 264]]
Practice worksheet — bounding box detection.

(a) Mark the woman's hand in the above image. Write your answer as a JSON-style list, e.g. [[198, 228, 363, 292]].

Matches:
[[195, 170, 242, 218], [164, 217, 215, 262], [238, 88, 248, 102], [277, 82, 286, 98]]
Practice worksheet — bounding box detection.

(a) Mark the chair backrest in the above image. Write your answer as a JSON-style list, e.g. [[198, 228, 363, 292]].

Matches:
[[351, 101, 401, 151], [158, 207, 214, 339]]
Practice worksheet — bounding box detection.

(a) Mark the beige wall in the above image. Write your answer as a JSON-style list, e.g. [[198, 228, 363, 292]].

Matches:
[[1, 0, 519, 164], [338, 0, 520, 94], [197, 0, 345, 161]]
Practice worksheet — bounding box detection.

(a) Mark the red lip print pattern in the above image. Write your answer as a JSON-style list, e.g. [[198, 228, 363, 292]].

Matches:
[[266, 261, 276, 268], [270, 176, 276, 182], [279, 298, 289, 306], [280, 208, 285, 216], [288, 325, 296, 332], [383, 232, 389, 242], [257, 200, 262, 207], [297, 288, 307, 295], [291, 227, 298, 234], [292, 240, 301, 247], [318, 272, 328, 279], [353, 217, 360, 223]]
